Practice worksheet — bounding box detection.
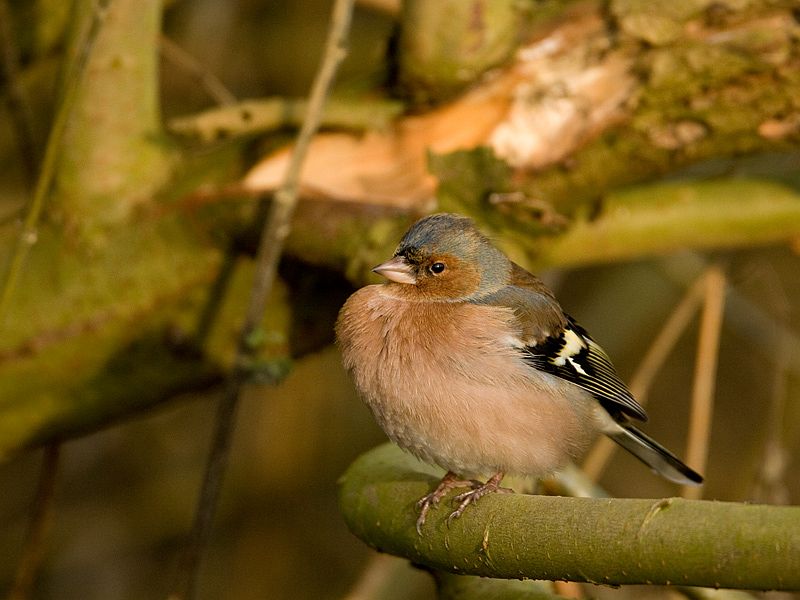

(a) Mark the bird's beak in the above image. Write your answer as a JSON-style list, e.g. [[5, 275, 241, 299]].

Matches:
[[372, 256, 417, 285]]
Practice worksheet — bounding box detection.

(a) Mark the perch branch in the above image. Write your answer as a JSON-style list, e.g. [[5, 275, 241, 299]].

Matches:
[[339, 444, 800, 591]]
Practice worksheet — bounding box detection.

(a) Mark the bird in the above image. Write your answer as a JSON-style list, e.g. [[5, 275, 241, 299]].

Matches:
[[335, 213, 702, 534]]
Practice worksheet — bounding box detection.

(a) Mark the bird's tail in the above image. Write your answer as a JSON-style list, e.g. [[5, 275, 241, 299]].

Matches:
[[607, 423, 703, 486]]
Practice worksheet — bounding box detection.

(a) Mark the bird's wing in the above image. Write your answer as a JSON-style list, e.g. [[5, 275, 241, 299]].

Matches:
[[478, 263, 648, 422], [523, 316, 648, 422]]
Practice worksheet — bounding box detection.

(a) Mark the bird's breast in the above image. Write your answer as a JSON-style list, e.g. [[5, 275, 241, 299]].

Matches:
[[335, 285, 598, 477]]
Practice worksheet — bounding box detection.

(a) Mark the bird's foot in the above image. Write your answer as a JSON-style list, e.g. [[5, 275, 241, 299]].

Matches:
[[415, 471, 481, 535], [447, 471, 512, 527]]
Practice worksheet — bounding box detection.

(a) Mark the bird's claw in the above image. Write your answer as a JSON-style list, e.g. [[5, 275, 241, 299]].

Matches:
[[415, 494, 437, 536], [445, 476, 513, 526], [416, 472, 513, 533], [414, 473, 481, 535]]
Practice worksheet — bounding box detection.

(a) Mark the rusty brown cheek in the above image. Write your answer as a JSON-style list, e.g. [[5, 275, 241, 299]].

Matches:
[[414, 255, 481, 300]]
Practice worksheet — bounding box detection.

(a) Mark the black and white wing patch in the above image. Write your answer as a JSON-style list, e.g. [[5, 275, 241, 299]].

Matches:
[[523, 316, 648, 422]]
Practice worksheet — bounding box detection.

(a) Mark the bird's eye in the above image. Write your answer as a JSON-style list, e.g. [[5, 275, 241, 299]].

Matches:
[[430, 262, 446, 274]]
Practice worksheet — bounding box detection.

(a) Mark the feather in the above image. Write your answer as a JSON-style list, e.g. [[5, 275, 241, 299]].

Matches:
[[522, 317, 649, 422], [608, 423, 703, 485]]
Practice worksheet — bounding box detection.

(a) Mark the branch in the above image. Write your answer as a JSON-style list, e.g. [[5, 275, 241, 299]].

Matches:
[[168, 96, 403, 143], [0, 0, 112, 325], [396, 0, 525, 105], [0, 0, 40, 184], [339, 444, 800, 591], [159, 35, 237, 107], [6, 445, 60, 600], [171, 0, 356, 597], [683, 265, 726, 499], [496, 178, 800, 271], [275, 175, 800, 285], [55, 0, 171, 241]]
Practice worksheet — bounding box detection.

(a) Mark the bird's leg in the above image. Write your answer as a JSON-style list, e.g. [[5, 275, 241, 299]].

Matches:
[[416, 471, 481, 535], [447, 471, 512, 526]]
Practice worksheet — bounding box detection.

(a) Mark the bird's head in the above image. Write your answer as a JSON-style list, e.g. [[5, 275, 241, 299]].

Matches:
[[372, 213, 510, 301]]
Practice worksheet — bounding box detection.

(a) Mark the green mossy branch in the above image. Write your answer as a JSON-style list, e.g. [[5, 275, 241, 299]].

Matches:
[[396, 0, 525, 105], [339, 444, 800, 591], [168, 96, 403, 143], [0, 220, 291, 459], [54, 0, 173, 241], [529, 177, 800, 269], [0, 327, 224, 460]]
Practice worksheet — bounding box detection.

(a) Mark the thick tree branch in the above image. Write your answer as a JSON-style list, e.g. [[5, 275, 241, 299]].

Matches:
[[0, 0, 113, 324], [55, 0, 171, 241], [339, 444, 800, 591]]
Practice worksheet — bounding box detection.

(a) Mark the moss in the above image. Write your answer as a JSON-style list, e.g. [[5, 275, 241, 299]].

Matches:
[[0, 309, 223, 459], [429, 147, 518, 226], [0, 219, 296, 458], [610, 0, 711, 45], [518, 131, 677, 213], [396, 0, 527, 106], [53, 0, 173, 245]]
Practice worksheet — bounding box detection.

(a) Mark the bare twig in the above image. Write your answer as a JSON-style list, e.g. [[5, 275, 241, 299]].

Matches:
[[6, 445, 61, 600], [0, 0, 39, 184], [749, 263, 792, 505], [0, 0, 112, 326], [582, 269, 708, 481], [159, 35, 237, 107], [661, 252, 800, 379], [682, 265, 726, 499], [170, 1, 355, 598]]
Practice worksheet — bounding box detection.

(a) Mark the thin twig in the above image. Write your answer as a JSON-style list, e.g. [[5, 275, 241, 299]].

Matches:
[[749, 263, 791, 505], [582, 269, 708, 481], [661, 252, 800, 379], [170, 1, 355, 598], [682, 265, 726, 499], [0, 0, 40, 184], [159, 35, 237, 107], [7, 444, 61, 600], [0, 0, 112, 326]]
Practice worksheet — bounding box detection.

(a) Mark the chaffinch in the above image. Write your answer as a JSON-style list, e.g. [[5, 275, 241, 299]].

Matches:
[[336, 213, 702, 533]]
